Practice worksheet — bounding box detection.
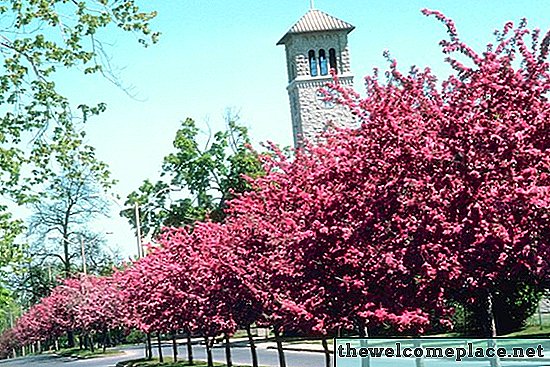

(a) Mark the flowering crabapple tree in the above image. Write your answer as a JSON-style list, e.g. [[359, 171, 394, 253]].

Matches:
[[73, 275, 125, 352], [327, 10, 550, 336], [225, 9, 550, 346], [4, 275, 126, 355], [156, 223, 264, 367], [117, 249, 188, 363], [118, 223, 263, 367]]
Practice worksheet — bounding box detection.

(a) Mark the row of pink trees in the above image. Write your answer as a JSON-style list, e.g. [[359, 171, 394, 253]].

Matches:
[[1, 11, 549, 367], [3, 275, 125, 357]]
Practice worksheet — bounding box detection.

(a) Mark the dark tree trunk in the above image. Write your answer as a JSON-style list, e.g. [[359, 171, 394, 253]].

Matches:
[[204, 337, 214, 367], [224, 333, 233, 367], [356, 319, 370, 367], [322, 337, 331, 367], [273, 326, 287, 367], [157, 332, 164, 363], [89, 334, 95, 353], [172, 331, 178, 362], [246, 325, 259, 367], [67, 331, 75, 348], [186, 333, 194, 364], [484, 293, 502, 367], [146, 333, 152, 360], [102, 328, 108, 353]]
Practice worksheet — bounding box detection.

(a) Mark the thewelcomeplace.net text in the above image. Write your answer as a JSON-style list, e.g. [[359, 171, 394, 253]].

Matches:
[[337, 341, 544, 362]]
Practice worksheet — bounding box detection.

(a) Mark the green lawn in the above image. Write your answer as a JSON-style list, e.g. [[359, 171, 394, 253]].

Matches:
[[57, 347, 122, 359]]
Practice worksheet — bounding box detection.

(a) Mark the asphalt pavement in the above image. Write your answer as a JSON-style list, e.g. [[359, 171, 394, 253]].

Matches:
[[1, 342, 550, 367]]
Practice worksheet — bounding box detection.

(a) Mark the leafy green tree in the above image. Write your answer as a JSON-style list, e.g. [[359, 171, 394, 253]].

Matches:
[[0, 0, 158, 296], [0, 296, 19, 333], [122, 114, 264, 237]]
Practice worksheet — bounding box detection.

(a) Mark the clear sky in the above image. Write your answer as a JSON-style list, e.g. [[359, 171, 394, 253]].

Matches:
[[55, 0, 550, 257]]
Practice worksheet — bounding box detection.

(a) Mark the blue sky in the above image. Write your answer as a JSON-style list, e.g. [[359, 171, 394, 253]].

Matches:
[[59, 0, 549, 257]]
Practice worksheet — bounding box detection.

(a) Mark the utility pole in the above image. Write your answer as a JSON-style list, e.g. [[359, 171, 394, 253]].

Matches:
[[134, 202, 143, 258]]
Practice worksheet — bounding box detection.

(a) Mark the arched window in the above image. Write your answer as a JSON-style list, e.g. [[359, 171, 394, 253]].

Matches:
[[308, 50, 318, 77], [329, 48, 338, 73], [319, 49, 328, 76]]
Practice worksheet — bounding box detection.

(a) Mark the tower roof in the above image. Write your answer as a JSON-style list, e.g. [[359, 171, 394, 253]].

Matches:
[[277, 9, 355, 45]]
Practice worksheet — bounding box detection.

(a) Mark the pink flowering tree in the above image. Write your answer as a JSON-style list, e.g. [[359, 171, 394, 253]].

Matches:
[[116, 239, 199, 363], [156, 223, 264, 367], [226, 9, 550, 346], [0, 328, 18, 359], [73, 275, 126, 352], [326, 10, 550, 336]]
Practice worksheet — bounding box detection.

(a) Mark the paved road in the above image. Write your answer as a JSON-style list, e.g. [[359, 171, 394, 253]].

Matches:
[[149, 342, 327, 367], [0, 346, 142, 367], [2, 343, 550, 367], [0, 343, 326, 367]]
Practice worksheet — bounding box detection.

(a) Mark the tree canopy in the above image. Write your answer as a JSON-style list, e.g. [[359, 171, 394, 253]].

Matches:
[[0, 0, 158, 304]]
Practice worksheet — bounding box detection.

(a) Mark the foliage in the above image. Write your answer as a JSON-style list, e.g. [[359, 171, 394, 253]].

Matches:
[[9, 274, 124, 349], [463, 279, 545, 335], [26, 166, 111, 279], [122, 115, 264, 238], [2, 11, 550, 360], [0, 0, 158, 304], [224, 9, 550, 336]]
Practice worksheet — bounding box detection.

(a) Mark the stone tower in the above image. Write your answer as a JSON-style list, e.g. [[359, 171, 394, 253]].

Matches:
[[277, 7, 355, 147]]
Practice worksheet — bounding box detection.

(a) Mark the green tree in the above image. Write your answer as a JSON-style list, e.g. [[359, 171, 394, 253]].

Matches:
[[27, 167, 110, 279], [122, 114, 264, 238], [0, 0, 158, 293]]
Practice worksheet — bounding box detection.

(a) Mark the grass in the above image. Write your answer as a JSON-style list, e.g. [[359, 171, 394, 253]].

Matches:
[[505, 325, 550, 338], [56, 347, 122, 359], [117, 358, 263, 367]]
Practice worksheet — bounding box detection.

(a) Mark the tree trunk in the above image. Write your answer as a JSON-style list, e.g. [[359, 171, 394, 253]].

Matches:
[[273, 326, 287, 367], [144, 334, 149, 359], [146, 333, 153, 360], [67, 330, 75, 348], [356, 319, 370, 367], [102, 328, 108, 353], [186, 333, 194, 365], [224, 333, 233, 367], [485, 293, 502, 367], [246, 325, 259, 367], [322, 337, 331, 367], [172, 331, 178, 362], [204, 337, 214, 367], [89, 334, 95, 353], [157, 332, 164, 363], [63, 238, 71, 279]]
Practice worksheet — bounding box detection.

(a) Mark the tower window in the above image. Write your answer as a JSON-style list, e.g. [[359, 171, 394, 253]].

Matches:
[[319, 49, 328, 76], [308, 50, 318, 77], [329, 48, 338, 73]]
